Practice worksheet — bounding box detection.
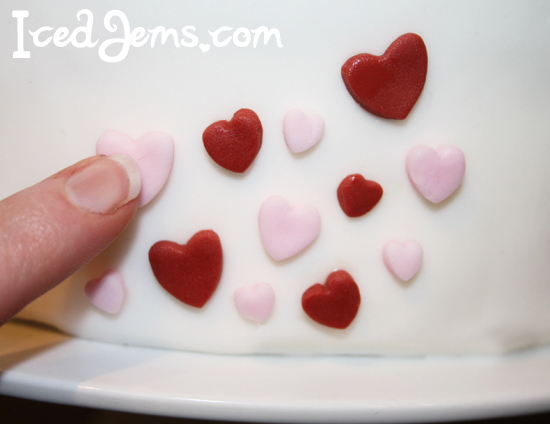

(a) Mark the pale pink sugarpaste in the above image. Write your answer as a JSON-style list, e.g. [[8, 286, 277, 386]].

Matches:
[[283, 109, 325, 153], [406, 145, 465, 204], [259, 195, 321, 261], [96, 130, 174, 207], [234, 283, 275, 323], [84, 269, 125, 314], [382, 240, 423, 282]]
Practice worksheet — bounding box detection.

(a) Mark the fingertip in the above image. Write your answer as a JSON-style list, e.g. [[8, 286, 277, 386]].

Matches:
[[0, 155, 141, 324], [64, 155, 141, 214]]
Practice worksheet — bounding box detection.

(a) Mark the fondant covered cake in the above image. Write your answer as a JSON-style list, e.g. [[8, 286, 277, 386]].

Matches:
[[1, 0, 550, 355]]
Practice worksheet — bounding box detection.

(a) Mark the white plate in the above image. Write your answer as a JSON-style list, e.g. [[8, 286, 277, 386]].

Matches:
[[1, 321, 550, 423]]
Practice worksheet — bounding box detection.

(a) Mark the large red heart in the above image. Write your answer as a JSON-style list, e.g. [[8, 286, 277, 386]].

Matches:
[[203, 108, 263, 173], [149, 230, 223, 308], [337, 174, 383, 217], [302, 270, 361, 329], [341, 33, 428, 120]]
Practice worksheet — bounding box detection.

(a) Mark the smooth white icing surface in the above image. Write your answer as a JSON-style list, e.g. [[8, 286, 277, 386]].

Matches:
[[2, 0, 550, 355]]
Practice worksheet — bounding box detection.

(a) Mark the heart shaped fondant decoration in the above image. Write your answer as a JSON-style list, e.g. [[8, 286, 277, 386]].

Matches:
[[406, 145, 466, 203], [283, 109, 325, 153], [341, 33, 428, 120], [85, 269, 125, 314], [203, 108, 263, 173], [337, 174, 383, 217], [259, 195, 321, 261], [149, 230, 223, 308], [302, 270, 361, 329], [96, 130, 174, 207], [383, 240, 423, 282], [234, 283, 275, 323]]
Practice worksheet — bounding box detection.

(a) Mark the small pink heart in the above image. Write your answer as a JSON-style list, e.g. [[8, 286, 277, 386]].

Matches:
[[234, 283, 275, 323], [283, 109, 325, 153], [85, 269, 125, 314], [406, 145, 465, 204], [96, 130, 174, 207], [259, 196, 321, 261], [382, 240, 423, 282]]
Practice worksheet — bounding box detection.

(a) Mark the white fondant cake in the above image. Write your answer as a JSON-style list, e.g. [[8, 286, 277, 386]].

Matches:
[[1, 0, 550, 355]]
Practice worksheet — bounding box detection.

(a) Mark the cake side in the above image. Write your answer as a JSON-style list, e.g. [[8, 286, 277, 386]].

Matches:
[[1, 0, 550, 354]]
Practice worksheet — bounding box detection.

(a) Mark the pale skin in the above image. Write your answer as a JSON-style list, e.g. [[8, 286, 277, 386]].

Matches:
[[0, 155, 140, 325]]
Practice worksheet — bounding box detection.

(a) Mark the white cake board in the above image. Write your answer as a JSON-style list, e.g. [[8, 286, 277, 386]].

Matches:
[[1, 321, 550, 423]]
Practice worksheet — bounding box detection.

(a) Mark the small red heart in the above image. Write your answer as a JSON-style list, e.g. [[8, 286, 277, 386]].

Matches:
[[149, 230, 223, 308], [337, 174, 383, 217], [203, 108, 263, 173], [341, 33, 428, 120], [302, 270, 361, 329]]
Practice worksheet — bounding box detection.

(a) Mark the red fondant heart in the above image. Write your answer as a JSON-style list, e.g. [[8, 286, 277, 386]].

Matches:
[[337, 174, 383, 217], [302, 270, 361, 329], [149, 230, 223, 308], [203, 108, 263, 173], [341, 33, 428, 120]]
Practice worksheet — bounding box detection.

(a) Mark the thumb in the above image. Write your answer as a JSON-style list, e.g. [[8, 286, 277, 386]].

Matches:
[[0, 154, 141, 324]]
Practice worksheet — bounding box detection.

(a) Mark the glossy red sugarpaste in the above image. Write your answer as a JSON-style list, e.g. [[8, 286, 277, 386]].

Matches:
[[149, 230, 223, 308], [337, 174, 383, 218], [302, 270, 361, 329], [203, 108, 263, 173], [341, 33, 427, 120]]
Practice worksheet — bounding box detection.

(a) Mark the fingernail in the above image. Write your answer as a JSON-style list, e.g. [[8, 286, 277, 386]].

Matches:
[[65, 155, 141, 213]]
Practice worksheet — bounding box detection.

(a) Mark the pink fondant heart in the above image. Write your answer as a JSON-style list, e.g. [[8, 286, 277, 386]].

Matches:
[[283, 109, 325, 153], [406, 145, 465, 203], [259, 196, 321, 261], [382, 240, 423, 282], [234, 283, 275, 323], [96, 130, 174, 207], [85, 269, 125, 314]]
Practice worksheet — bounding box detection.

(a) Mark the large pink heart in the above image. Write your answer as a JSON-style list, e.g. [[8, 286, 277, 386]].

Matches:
[[406, 145, 465, 204], [259, 196, 321, 261], [96, 130, 174, 207]]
